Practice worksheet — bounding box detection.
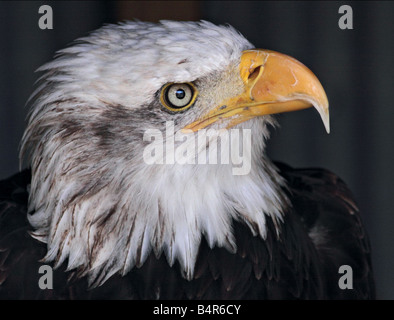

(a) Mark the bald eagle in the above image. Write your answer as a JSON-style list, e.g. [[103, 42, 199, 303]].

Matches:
[[0, 20, 374, 299]]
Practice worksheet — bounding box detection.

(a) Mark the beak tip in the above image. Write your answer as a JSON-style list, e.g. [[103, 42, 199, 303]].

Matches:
[[322, 109, 330, 134], [314, 101, 330, 134]]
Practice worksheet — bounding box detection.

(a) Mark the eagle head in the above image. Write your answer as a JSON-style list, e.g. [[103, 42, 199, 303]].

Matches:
[[21, 20, 328, 287]]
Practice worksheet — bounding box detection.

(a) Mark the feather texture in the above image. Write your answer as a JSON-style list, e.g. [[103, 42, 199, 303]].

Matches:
[[0, 164, 374, 299], [0, 20, 374, 299]]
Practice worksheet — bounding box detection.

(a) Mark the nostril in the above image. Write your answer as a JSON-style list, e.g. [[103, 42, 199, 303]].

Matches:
[[248, 66, 261, 82]]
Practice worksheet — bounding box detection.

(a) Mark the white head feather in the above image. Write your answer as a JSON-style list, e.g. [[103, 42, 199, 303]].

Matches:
[[21, 20, 288, 287]]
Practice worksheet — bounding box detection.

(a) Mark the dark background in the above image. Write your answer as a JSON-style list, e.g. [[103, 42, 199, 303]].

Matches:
[[0, 1, 393, 299]]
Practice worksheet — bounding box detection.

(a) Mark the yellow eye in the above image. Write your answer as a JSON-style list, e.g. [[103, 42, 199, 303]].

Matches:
[[160, 82, 198, 112]]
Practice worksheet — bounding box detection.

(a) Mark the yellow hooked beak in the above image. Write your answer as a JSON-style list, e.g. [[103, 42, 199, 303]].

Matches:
[[183, 49, 329, 133]]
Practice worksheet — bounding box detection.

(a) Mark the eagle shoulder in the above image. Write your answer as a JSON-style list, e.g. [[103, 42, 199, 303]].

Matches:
[[275, 161, 375, 299], [0, 170, 67, 299]]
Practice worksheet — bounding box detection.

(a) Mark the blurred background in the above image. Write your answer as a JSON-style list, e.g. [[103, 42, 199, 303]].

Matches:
[[0, 1, 393, 299]]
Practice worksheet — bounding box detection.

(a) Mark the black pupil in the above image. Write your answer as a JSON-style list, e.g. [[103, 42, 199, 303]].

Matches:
[[175, 89, 186, 99]]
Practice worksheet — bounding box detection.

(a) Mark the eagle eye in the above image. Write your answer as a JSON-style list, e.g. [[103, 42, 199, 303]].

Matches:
[[160, 82, 198, 112]]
